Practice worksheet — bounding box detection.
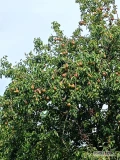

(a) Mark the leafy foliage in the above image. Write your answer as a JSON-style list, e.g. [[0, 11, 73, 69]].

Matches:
[[0, 0, 120, 159]]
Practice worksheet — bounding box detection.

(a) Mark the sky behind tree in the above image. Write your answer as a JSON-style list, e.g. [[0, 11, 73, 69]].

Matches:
[[0, 0, 120, 95]]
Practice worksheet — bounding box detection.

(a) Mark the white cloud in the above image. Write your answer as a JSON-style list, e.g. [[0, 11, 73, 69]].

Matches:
[[102, 104, 108, 111]]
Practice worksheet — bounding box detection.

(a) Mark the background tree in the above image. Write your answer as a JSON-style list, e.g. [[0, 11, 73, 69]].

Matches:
[[0, 0, 120, 159]]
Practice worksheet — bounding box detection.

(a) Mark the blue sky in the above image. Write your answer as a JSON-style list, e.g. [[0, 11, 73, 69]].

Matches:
[[0, 0, 120, 95]]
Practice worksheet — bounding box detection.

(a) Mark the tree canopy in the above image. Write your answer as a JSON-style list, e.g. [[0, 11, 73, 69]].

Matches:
[[0, 0, 120, 159]]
